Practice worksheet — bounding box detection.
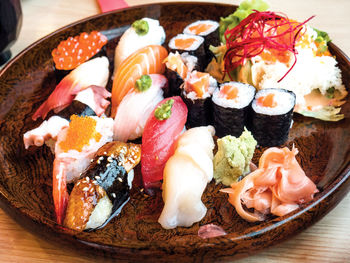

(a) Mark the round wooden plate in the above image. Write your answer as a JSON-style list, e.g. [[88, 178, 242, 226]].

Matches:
[[0, 2, 349, 262]]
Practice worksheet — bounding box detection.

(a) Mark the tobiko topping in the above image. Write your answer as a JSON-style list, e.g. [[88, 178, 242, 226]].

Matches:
[[59, 115, 102, 152], [154, 99, 174, 120], [52, 31, 107, 70]]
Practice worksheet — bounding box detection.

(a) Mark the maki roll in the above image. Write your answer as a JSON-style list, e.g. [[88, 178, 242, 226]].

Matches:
[[168, 34, 207, 71], [164, 52, 199, 96], [212, 82, 255, 137], [64, 141, 141, 231], [181, 71, 217, 128], [183, 20, 220, 62], [251, 88, 296, 147]]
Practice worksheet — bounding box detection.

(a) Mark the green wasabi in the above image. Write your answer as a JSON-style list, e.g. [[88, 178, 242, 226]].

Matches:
[[135, 75, 152, 92], [132, 19, 149, 36], [213, 128, 257, 186], [154, 99, 174, 120]]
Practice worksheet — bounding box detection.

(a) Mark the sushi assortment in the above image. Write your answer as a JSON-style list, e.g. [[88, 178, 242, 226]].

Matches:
[[22, 0, 347, 234]]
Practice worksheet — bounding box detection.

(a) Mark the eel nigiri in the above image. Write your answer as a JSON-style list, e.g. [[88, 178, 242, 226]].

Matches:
[[221, 146, 318, 222], [113, 74, 167, 142], [53, 115, 114, 224], [64, 141, 141, 231], [33, 56, 109, 121], [114, 18, 165, 73], [158, 126, 215, 229], [111, 45, 168, 117], [141, 96, 187, 192]]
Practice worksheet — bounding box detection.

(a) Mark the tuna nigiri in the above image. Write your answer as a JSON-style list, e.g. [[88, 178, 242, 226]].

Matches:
[[113, 74, 167, 142], [53, 115, 114, 224], [222, 146, 318, 222], [114, 18, 165, 73], [141, 96, 187, 192], [33, 56, 109, 121], [158, 126, 215, 229], [111, 45, 168, 117]]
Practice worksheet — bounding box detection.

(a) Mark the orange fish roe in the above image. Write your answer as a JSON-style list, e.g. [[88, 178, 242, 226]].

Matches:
[[59, 115, 102, 152], [188, 24, 213, 35], [174, 38, 196, 49], [52, 31, 107, 70]]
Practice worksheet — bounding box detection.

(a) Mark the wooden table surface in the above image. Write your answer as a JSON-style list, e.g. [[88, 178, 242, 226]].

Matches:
[[1, 0, 350, 262]]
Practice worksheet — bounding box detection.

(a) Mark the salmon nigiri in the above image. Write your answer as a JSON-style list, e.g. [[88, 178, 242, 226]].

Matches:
[[111, 45, 168, 117], [141, 96, 187, 192]]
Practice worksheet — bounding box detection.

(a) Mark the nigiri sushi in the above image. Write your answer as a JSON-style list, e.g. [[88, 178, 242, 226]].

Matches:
[[113, 74, 167, 142], [141, 96, 187, 192], [111, 45, 168, 117], [64, 141, 141, 231], [158, 126, 215, 229], [114, 18, 165, 73], [33, 56, 109, 121], [53, 115, 114, 224]]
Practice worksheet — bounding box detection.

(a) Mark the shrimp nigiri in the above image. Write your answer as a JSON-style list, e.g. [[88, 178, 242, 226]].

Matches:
[[53, 115, 114, 224], [113, 74, 167, 142], [111, 45, 168, 117]]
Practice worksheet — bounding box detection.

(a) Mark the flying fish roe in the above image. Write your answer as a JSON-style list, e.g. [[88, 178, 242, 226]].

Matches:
[[59, 115, 102, 152]]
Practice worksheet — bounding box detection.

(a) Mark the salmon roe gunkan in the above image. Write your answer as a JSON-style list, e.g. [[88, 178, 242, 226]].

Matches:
[[52, 31, 107, 70], [59, 115, 102, 152]]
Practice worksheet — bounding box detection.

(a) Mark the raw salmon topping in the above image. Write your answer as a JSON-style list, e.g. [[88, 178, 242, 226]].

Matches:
[[257, 93, 277, 108], [59, 115, 102, 152], [184, 71, 210, 98], [188, 23, 213, 35], [220, 85, 238, 100], [52, 31, 107, 70], [174, 38, 197, 49]]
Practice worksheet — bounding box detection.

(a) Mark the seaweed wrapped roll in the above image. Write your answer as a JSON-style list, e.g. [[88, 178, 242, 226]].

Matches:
[[212, 82, 255, 137], [251, 88, 296, 146], [63, 141, 141, 231], [168, 34, 207, 71], [181, 71, 217, 127]]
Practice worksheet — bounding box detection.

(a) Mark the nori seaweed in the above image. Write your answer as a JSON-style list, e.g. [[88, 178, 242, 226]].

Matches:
[[181, 91, 213, 128], [213, 103, 249, 138], [85, 155, 130, 230], [170, 41, 207, 71], [58, 100, 96, 120], [202, 26, 220, 64], [251, 108, 294, 147], [164, 67, 184, 97]]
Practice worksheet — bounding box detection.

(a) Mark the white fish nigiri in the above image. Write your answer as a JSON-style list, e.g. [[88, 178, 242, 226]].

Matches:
[[158, 126, 215, 229], [114, 18, 166, 73], [113, 74, 167, 142]]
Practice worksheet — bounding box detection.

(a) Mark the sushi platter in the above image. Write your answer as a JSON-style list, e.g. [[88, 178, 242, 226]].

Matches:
[[0, 1, 349, 262]]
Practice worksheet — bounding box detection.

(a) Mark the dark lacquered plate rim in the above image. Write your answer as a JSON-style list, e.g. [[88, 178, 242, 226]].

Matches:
[[0, 2, 350, 261]]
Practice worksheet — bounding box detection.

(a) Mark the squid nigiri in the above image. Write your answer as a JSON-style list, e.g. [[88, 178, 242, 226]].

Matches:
[[53, 115, 114, 224], [111, 45, 168, 117], [113, 74, 167, 142], [114, 18, 165, 73], [33, 56, 109, 121], [158, 126, 215, 229], [141, 96, 187, 192], [64, 141, 141, 231]]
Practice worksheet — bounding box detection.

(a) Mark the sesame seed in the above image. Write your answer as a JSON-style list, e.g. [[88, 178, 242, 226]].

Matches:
[[140, 188, 144, 193], [111, 154, 115, 158], [103, 151, 107, 155], [92, 180, 98, 185], [95, 175, 101, 180], [111, 193, 116, 198], [118, 177, 123, 182], [76, 182, 80, 186], [85, 177, 90, 182], [106, 163, 110, 167], [97, 160, 101, 164], [90, 159, 94, 163], [83, 187, 89, 192], [99, 156, 104, 161], [107, 156, 113, 162]]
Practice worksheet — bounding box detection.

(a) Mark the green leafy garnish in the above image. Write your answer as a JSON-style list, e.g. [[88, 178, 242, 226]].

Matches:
[[132, 19, 149, 36], [313, 28, 331, 55], [219, 0, 269, 43], [135, 75, 152, 92], [154, 99, 174, 120], [326, 87, 335, 99], [297, 106, 344, 122]]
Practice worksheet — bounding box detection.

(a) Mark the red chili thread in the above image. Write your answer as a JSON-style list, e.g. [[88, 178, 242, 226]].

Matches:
[[223, 11, 314, 82]]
